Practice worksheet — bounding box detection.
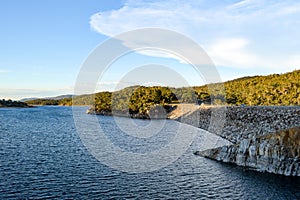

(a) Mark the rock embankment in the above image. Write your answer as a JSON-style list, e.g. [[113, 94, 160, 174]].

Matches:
[[195, 127, 300, 176], [175, 106, 300, 144], [177, 105, 300, 176]]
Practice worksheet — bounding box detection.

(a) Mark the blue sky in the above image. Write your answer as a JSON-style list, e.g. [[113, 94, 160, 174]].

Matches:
[[1, 0, 300, 100]]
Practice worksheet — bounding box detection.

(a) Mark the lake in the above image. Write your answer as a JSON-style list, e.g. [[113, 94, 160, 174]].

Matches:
[[0, 106, 299, 199]]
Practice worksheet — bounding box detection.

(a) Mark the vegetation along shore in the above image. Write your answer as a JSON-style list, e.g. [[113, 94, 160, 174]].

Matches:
[[25, 70, 299, 113], [22, 70, 300, 176], [0, 99, 29, 108]]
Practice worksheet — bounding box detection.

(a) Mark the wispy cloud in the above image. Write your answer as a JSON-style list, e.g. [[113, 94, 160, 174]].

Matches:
[[90, 0, 300, 72], [0, 69, 10, 73], [96, 80, 139, 92], [207, 38, 258, 69], [206, 38, 300, 72], [0, 86, 74, 100]]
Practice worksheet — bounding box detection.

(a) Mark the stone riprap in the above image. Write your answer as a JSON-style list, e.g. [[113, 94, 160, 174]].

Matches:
[[171, 105, 300, 176], [174, 106, 300, 144]]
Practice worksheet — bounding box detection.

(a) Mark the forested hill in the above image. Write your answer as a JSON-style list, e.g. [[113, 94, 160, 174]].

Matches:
[[222, 69, 300, 105], [25, 98, 73, 106], [25, 70, 300, 111]]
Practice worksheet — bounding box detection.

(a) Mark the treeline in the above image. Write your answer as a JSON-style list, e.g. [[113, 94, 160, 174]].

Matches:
[[25, 94, 96, 106], [26, 98, 73, 106], [0, 99, 29, 107], [222, 69, 300, 105], [93, 86, 178, 115], [191, 69, 300, 106], [89, 85, 225, 115], [90, 69, 299, 114], [25, 70, 300, 112]]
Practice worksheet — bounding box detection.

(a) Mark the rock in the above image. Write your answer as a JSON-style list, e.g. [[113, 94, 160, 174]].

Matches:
[[173, 105, 300, 176], [86, 103, 300, 176], [176, 106, 300, 144], [195, 127, 300, 176]]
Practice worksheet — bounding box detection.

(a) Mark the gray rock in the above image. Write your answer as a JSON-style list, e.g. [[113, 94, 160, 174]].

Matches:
[[177, 106, 300, 144], [195, 127, 300, 176]]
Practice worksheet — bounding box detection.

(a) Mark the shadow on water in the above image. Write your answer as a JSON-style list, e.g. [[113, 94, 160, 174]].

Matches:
[[204, 159, 300, 199]]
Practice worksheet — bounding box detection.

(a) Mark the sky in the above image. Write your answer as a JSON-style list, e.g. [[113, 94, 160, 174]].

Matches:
[[1, 0, 300, 100]]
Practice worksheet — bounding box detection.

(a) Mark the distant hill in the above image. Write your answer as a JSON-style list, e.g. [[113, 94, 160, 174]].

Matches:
[[20, 97, 39, 102], [25, 94, 93, 106], [21, 94, 75, 102], [47, 94, 75, 100]]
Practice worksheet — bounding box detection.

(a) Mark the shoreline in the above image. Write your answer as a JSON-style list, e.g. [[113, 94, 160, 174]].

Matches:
[[175, 105, 300, 176], [0, 105, 34, 108], [87, 105, 300, 143], [168, 105, 300, 143], [86, 105, 300, 140], [87, 104, 300, 176]]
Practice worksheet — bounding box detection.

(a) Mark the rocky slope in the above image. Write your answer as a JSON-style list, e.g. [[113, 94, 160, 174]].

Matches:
[[195, 127, 300, 176], [174, 106, 300, 144], [171, 105, 300, 176]]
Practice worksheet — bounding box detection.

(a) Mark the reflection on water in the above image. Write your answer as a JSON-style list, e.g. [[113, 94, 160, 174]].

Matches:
[[0, 106, 299, 199]]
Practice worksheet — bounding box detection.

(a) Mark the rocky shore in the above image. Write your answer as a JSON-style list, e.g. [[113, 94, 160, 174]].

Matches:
[[174, 106, 300, 144], [176, 105, 300, 176], [195, 127, 300, 176], [87, 104, 300, 176], [86, 109, 152, 119]]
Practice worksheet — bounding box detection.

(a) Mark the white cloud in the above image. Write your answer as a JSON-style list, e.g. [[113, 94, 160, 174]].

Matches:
[[90, 1, 195, 36], [207, 38, 300, 71], [131, 49, 189, 64], [206, 38, 259, 69], [90, 0, 300, 74]]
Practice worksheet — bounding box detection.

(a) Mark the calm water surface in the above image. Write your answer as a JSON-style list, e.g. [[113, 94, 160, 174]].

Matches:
[[0, 106, 299, 199]]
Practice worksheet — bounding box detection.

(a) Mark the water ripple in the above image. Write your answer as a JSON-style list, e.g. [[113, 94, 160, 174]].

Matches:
[[0, 106, 299, 199]]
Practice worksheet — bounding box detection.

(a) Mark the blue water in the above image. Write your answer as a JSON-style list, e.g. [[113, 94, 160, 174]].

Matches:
[[0, 106, 299, 199]]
